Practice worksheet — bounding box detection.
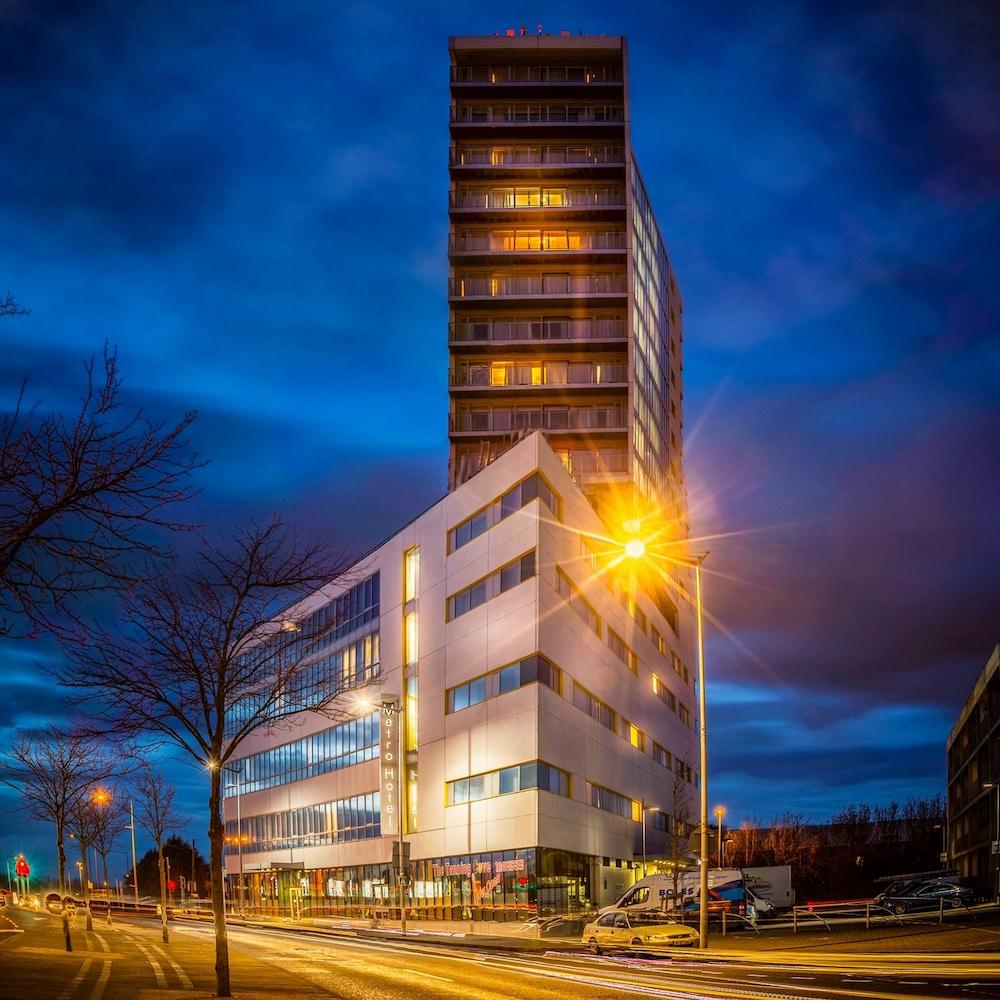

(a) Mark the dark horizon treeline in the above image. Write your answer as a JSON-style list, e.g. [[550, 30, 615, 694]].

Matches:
[[728, 795, 948, 901]]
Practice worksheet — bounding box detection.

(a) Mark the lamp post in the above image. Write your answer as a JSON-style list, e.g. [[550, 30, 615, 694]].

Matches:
[[641, 803, 660, 879], [984, 783, 1000, 903], [622, 529, 710, 947], [128, 800, 139, 907], [221, 764, 244, 917]]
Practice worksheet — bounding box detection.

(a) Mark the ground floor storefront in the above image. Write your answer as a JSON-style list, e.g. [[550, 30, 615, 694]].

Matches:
[[228, 847, 603, 921]]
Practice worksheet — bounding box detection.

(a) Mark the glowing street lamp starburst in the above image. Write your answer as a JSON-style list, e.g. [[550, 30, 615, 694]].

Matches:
[[624, 539, 646, 559]]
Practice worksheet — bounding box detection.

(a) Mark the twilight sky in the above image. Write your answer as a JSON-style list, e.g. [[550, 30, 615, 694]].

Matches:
[[1, 0, 998, 875]]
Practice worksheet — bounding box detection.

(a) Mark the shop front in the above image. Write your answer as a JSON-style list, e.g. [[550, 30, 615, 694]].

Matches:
[[231, 847, 597, 922]]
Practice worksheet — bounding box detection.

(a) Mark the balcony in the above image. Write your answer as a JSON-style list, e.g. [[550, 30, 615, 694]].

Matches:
[[450, 405, 626, 435], [450, 188, 625, 212], [449, 231, 625, 263], [452, 104, 625, 127], [450, 273, 627, 301], [451, 144, 625, 169], [455, 445, 628, 484], [450, 361, 627, 391], [451, 65, 623, 85], [450, 316, 626, 345]]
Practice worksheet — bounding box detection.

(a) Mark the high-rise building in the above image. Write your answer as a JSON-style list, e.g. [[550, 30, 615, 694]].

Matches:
[[448, 34, 686, 531], [221, 34, 696, 932]]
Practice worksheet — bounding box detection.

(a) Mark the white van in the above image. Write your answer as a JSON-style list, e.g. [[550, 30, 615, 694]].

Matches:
[[604, 870, 774, 922]]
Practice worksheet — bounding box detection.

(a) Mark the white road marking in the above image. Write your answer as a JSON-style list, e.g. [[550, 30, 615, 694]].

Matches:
[[148, 941, 194, 989], [56, 957, 93, 1000], [90, 961, 113, 1000], [402, 968, 455, 982], [133, 940, 167, 987]]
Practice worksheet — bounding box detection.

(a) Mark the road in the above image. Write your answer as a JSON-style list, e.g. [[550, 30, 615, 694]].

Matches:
[[1, 905, 998, 1000]]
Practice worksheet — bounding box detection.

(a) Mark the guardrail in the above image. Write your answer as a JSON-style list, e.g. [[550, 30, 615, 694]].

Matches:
[[791, 897, 975, 932]]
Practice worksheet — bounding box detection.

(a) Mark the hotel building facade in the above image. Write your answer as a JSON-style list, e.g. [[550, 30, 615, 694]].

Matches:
[[223, 35, 696, 927]]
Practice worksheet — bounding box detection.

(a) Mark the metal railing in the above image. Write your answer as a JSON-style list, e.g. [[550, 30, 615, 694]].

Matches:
[[452, 145, 624, 167], [450, 317, 625, 342], [452, 65, 623, 84], [450, 231, 625, 253], [450, 274, 626, 297], [451, 407, 626, 433], [451, 362, 627, 388], [450, 188, 625, 210], [452, 105, 625, 125]]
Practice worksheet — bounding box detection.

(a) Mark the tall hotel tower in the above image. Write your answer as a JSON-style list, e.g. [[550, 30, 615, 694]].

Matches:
[[448, 34, 686, 532], [223, 35, 696, 931]]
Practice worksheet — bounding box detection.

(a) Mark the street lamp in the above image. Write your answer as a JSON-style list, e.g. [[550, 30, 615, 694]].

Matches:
[[623, 531, 711, 947], [714, 805, 726, 868], [640, 802, 660, 879], [126, 800, 140, 907], [984, 783, 1000, 904]]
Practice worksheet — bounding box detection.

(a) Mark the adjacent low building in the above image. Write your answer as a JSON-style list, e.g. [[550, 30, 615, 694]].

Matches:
[[223, 433, 697, 923], [947, 644, 1000, 900]]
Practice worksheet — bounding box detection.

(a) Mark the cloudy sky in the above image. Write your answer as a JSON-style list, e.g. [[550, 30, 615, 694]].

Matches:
[[1, 0, 998, 874]]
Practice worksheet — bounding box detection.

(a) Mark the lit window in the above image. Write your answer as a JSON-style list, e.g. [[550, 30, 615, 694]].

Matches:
[[403, 547, 419, 603], [404, 612, 418, 665], [490, 363, 508, 386]]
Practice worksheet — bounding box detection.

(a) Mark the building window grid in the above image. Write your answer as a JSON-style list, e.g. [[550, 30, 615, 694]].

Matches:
[[449, 473, 560, 553], [556, 567, 601, 636], [587, 781, 639, 821], [447, 654, 561, 713], [446, 761, 571, 805], [225, 713, 380, 797], [447, 550, 536, 620], [225, 792, 380, 853]]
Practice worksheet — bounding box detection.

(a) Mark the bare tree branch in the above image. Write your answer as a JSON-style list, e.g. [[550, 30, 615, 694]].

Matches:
[[0, 344, 202, 635]]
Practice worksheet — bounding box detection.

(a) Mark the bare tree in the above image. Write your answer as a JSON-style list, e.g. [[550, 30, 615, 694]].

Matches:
[[729, 818, 766, 869], [134, 764, 184, 943], [61, 519, 372, 997], [665, 758, 695, 905], [0, 344, 200, 635], [67, 793, 106, 931], [0, 725, 110, 894]]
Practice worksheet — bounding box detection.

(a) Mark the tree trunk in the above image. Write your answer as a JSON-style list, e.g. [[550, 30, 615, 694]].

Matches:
[[79, 844, 93, 932], [157, 844, 169, 943], [56, 818, 67, 897], [209, 768, 231, 996]]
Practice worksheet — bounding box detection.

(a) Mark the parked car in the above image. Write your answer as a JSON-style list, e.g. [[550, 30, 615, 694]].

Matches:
[[874, 880, 974, 914], [583, 910, 699, 954]]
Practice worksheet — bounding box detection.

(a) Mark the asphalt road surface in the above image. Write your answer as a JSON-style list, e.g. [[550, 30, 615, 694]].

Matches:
[[1, 905, 998, 1000]]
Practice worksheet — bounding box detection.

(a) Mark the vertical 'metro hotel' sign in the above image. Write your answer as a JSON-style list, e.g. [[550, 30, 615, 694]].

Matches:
[[379, 702, 399, 836]]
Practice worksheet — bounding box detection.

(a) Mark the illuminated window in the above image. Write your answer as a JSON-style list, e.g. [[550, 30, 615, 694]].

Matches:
[[514, 188, 540, 207], [542, 188, 565, 206], [627, 722, 645, 752], [514, 230, 541, 250], [404, 612, 418, 666], [490, 363, 508, 386], [405, 675, 418, 753], [404, 547, 419, 604]]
